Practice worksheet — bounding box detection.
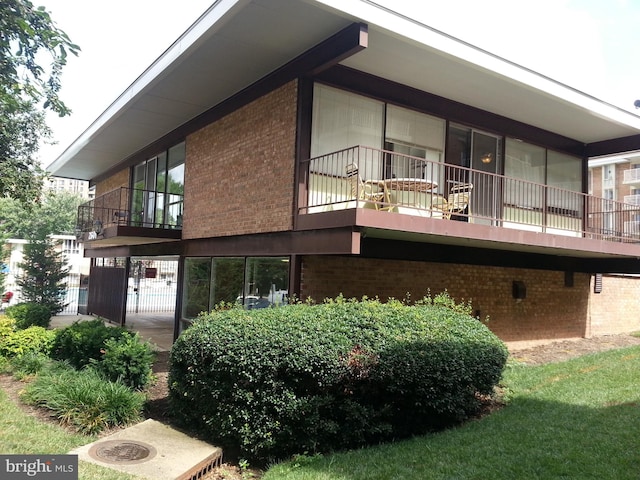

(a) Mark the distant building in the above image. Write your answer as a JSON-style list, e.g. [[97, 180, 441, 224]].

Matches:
[[45, 176, 94, 199]]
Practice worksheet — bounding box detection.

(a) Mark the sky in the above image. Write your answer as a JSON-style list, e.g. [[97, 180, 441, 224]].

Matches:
[[37, 0, 640, 168]]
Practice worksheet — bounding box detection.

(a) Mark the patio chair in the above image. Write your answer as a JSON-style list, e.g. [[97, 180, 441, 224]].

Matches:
[[345, 163, 393, 211], [432, 183, 473, 219], [430, 194, 449, 218], [447, 183, 473, 217]]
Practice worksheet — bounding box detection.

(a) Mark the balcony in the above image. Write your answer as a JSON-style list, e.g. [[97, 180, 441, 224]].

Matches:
[[623, 168, 640, 185], [75, 187, 183, 247], [298, 146, 640, 254], [624, 194, 640, 206]]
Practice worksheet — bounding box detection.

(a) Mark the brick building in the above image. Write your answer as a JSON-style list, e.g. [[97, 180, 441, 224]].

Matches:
[[48, 1, 640, 346]]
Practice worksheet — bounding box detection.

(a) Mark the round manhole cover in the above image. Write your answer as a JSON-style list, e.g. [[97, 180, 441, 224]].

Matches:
[[88, 440, 157, 465]]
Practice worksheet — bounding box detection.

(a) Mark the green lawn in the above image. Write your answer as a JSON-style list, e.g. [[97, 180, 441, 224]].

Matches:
[[0, 384, 143, 480], [264, 346, 640, 480]]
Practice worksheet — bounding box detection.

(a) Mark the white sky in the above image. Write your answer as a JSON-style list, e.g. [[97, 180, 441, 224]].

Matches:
[[38, 0, 640, 167]]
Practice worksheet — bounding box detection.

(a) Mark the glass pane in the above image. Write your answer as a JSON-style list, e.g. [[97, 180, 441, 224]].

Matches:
[[311, 84, 384, 178], [547, 150, 582, 214], [385, 105, 445, 187], [211, 258, 244, 306], [182, 258, 212, 319], [167, 144, 185, 195], [505, 138, 545, 209], [242, 257, 289, 309]]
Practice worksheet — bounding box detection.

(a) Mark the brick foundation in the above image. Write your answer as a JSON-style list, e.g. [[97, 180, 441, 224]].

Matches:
[[588, 274, 640, 336], [300, 255, 591, 345]]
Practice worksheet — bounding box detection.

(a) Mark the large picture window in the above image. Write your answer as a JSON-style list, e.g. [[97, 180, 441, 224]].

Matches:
[[132, 142, 185, 228], [182, 256, 289, 322]]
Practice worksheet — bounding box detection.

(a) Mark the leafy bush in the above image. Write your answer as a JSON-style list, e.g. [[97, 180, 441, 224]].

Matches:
[[22, 364, 145, 434], [169, 296, 508, 463], [0, 326, 55, 358], [0, 316, 15, 337], [51, 319, 130, 368], [92, 333, 155, 390], [5, 302, 52, 329]]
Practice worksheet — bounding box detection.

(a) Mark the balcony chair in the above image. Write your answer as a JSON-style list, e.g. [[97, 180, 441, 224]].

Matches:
[[345, 163, 394, 211], [113, 210, 129, 225], [432, 183, 473, 219]]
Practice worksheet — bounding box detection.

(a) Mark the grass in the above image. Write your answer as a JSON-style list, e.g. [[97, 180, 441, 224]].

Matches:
[[263, 346, 640, 480], [0, 385, 143, 480]]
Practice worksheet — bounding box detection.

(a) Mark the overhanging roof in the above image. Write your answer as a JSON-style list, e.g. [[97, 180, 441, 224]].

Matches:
[[47, 0, 640, 180]]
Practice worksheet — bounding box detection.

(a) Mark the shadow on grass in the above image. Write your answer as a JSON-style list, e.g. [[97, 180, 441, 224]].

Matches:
[[265, 398, 640, 480]]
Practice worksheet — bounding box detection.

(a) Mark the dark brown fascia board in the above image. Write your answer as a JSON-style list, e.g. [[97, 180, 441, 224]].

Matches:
[[182, 228, 361, 257], [83, 241, 183, 259], [82, 228, 361, 259], [91, 23, 368, 186], [586, 134, 640, 158], [360, 237, 640, 274], [315, 65, 586, 157]]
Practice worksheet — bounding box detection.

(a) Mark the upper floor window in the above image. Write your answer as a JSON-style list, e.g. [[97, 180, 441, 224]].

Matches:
[[311, 83, 445, 183], [132, 142, 185, 228]]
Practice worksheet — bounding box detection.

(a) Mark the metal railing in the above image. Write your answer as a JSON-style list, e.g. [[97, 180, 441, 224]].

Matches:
[[301, 146, 640, 243], [77, 187, 183, 236]]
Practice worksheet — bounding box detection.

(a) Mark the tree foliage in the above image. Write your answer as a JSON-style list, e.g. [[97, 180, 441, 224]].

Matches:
[[0, 0, 79, 204], [0, 190, 84, 239], [17, 235, 69, 315]]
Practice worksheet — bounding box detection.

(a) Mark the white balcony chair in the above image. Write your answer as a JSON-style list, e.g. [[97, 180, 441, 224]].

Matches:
[[345, 163, 394, 211]]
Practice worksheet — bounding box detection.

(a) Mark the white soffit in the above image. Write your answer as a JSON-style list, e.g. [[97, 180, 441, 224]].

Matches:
[[315, 0, 640, 142], [48, 0, 640, 181]]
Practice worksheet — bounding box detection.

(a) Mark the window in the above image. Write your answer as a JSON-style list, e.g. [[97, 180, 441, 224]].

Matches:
[[311, 84, 445, 185], [132, 142, 185, 228], [182, 256, 289, 322], [504, 138, 545, 210]]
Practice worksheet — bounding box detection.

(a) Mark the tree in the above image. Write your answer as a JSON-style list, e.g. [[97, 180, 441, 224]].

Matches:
[[0, 0, 79, 204], [17, 234, 69, 315], [0, 190, 85, 239]]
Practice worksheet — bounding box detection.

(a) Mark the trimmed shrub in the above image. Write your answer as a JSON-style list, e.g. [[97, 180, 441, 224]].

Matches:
[[51, 319, 130, 369], [5, 302, 52, 329], [0, 326, 56, 358], [169, 296, 508, 463], [92, 333, 155, 390], [23, 364, 145, 434]]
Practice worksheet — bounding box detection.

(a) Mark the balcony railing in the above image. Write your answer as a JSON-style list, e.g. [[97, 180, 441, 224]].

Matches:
[[623, 168, 640, 185], [301, 146, 640, 243], [76, 187, 183, 238]]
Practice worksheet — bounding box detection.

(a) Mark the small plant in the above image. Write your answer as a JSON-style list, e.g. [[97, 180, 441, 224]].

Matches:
[[10, 352, 52, 380], [51, 319, 130, 368], [22, 364, 145, 434], [4, 302, 52, 329], [92, 333, 155, 390]]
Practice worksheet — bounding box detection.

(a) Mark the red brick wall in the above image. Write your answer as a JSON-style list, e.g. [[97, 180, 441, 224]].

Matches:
[[300, 255, 591, 346], [182, 81, 298, 239], [589, 275, 640, 335]]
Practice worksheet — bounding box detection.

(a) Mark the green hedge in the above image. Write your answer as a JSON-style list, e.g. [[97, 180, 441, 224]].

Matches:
[[5, 302, 52, 329], [169, 296, 508, 463]]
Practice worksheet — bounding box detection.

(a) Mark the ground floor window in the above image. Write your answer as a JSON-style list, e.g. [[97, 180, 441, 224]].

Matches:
[[182, 256, 289, 320]]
